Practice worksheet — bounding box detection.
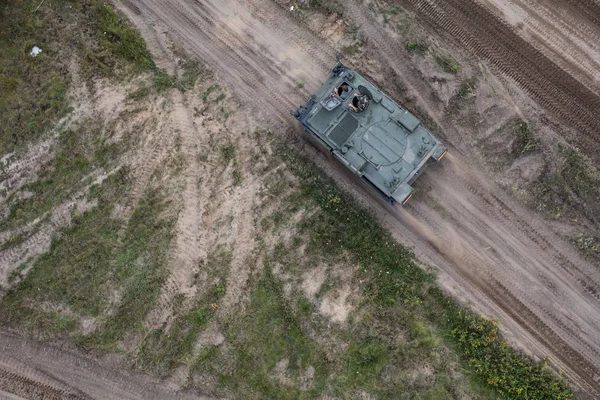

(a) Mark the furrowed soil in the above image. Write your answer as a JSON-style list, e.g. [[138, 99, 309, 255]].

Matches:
[[0, 0, 599, 399], [111, 0, 600, 396]]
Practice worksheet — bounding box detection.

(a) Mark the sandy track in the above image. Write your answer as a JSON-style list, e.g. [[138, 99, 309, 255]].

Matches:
[[396, 0, 600, 159], [480, 0, 600, 95], [114, 0, 600, 396], [0, 330, 211, 400]]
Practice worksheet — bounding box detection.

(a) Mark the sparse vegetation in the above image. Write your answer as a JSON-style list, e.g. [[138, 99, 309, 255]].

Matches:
[[279, 148, 573, 399], [434, 54, 459, 73], [0, 1, 581, 398], [457, 77, 478, 99], [2, 121, 121, 229], [534, 146, 600, 221], [575, 233, 599, 255], [97, 5, 155, 72], [1, 171, 177, 346], [406, 41, 428, 52], [512, 120, 538, 155]]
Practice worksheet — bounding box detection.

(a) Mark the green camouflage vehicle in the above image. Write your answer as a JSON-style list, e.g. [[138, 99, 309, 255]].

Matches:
[[292, 62, 447, 205]]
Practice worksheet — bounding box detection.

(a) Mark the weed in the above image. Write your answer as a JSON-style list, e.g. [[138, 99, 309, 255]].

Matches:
[[298, 298, 312, 315], [406, 41, 428, 52], [575, 233, 599, 254], [202, 84, 220, 101], [220, 144, 236, 164], [512, 120, 538, 155], [98, 5, 155, 72], [456, 77, 478, 99], [435, 54, 459, 73], [233, 171, 242, 184], [153, 69, 175, 92], [297, 82, 304, 89], [381, 7, 400, 15]]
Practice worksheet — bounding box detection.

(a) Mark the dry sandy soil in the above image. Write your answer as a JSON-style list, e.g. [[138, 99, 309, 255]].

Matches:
[[111, 0, 600, 394], [112, 0, 600, 396], [1, 0, 600, 398]]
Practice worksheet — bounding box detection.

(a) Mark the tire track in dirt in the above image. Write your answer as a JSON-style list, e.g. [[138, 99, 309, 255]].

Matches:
[[0, 171, 115, 289], [0, 355, 93, 400], [339, 0, 446, 124], [145, 91, 206, 331], [117, 0, 600, 396], [407, 193, 600, 381], [397, 0, 600, 155], [0, 139, 55, 205], [480, 0, 600, 98], [121, 0, 333, 123], [0, 330, 213, 400], [406, 157, 600, 393]]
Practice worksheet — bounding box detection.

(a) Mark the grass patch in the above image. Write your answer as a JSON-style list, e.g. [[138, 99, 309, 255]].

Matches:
[[1, 170, 176, 346], [97, 5, 155, 72], [220, 144, 236, 164], [512, 120, 538, 155], [210, 265, 329, 399], [281, 147, 573, 399], [0, 1, 157, 155], [0, 1, 71, 154], [153, 69, 175, 92], [429, 288, 572, 399], [406, 41, 428, 52], [381, 7, 400, 15], [2, 122, 122, 229], [434, 54, 459, 73], [135, 305, 212, 375]]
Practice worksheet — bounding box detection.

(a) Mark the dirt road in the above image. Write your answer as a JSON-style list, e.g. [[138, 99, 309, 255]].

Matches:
[[0, 330, 211, 399], [110, 0, 600, 397]]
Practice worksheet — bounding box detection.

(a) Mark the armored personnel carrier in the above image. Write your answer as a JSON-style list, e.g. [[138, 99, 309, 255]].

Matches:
[[292, 62, 447, 205]]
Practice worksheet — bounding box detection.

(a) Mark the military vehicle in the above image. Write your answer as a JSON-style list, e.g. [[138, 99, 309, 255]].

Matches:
[[291, 62, 447, 205]]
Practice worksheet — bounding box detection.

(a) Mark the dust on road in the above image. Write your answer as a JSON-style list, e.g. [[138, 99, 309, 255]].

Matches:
[[2, 0, 598, 397], [112, 0, 600, 396]]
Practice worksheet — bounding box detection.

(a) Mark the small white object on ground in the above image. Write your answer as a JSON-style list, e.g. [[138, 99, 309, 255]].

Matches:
[[290, 6, 294, 11], [30, 46, 42, 57]]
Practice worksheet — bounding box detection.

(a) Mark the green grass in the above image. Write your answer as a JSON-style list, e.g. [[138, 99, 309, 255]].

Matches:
[[0, 1, 159, 156], [0, 1, 71, 155], [429, 288, 572, 399], [512, 120, 538, 155], [135, 304, 211, 375], [1, 170, 177, 346], [406, 41, 428, 52], [97, 5, 155, 72], [434, 54, 459, 73], [280, 147, 572, 399], [198, 265, 329, 399], [2, 122, 122, 229]]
